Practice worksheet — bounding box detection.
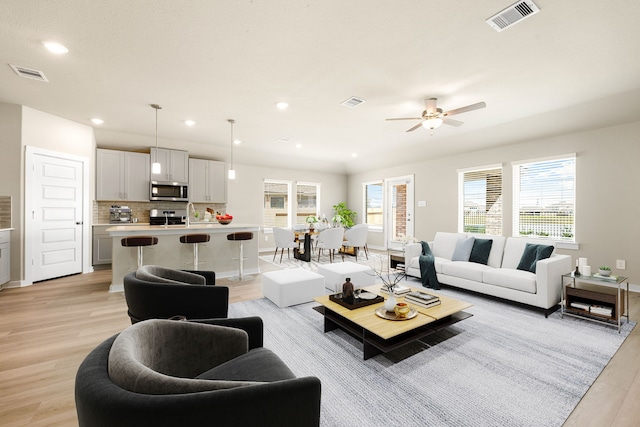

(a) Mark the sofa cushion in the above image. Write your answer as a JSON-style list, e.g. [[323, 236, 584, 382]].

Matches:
[[196, 347, 296, 382], [483, 268, 537, 294], [442, 261, 493, 282], [469, 239, 493, 265], [517, 244, 555, 273], [432, 232, 466, 260], [467, 234, 506, 268], [451, 237, 475, 262], [502, 238, 555, 269], [136, 265, 205, 285]]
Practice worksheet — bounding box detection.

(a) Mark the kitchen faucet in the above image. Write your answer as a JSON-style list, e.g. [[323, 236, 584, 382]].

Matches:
[[186, 202, 195, 227]]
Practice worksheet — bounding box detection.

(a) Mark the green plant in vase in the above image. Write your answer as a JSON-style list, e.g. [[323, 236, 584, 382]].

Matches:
[[332, 202, 356, 228]]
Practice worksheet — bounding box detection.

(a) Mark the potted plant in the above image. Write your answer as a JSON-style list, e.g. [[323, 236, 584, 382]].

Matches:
[[598, 266, 612, 277], [332, 202, 356, 228], [305, 215, 318, 230]]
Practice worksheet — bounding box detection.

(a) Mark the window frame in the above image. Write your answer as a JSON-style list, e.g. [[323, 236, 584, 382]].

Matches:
[[263, 179, 321, 231], [362, 180, 384, 231], [512, 154, 576, 243], [457, 164, 503, 235]]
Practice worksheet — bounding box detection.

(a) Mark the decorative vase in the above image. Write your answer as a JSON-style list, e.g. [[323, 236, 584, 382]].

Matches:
[[384, 293, 397, 312]]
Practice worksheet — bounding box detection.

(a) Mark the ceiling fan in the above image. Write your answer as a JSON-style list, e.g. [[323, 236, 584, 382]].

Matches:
[[386, 98, 486, 132]]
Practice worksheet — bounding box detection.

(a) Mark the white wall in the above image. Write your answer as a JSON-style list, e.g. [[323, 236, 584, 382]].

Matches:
[[348, 120, 640, 285], [225, 163, 347, 251], [0, 105, 96, 284]]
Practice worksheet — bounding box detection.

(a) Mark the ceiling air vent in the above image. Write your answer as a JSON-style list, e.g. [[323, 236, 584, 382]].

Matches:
[[340, 96, 365, 108], [9, 64, 49, 82], [486, 1, 540, 32]]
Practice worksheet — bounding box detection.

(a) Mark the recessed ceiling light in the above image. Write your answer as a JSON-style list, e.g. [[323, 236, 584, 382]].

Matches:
[[296, 144, 302, 149], [276, 102, 288, 110], [90, 118, 104, 125], [351, 153, 358, 158], [43, 41, 69, 54], [233, 139, 241, 145], [184, 120, 195, 126]]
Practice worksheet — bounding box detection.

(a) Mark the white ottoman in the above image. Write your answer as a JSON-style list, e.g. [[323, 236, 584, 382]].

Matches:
[[262, 268, 325, 308], [317, 261, 375, 293]]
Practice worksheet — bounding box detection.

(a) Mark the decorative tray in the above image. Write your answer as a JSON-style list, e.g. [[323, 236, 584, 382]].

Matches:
[[329, 291, 384, 310], [374, 306, 418, 321]]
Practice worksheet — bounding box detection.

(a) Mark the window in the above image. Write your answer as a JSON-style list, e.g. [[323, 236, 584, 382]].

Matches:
[[513, 155, 575, 241], [295, 183, 320, 225], [363, 181, 383, 229], [458, 165, 503, 235], [263, 180, 291, 228], [263, 180, 320, 229]]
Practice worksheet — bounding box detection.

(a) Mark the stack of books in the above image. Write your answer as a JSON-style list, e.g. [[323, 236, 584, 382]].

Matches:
[[380, 284, 411, 296], [589, 305, 613, 317], [405, 291, 441, 309]]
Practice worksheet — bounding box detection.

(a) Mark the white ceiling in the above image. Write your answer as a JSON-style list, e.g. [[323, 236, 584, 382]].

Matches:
[[1, 0, 639, 174]]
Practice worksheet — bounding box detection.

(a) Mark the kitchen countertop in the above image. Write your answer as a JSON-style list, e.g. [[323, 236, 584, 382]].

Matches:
[[106, 223, 259, 234], [0, 228, 15, 232]]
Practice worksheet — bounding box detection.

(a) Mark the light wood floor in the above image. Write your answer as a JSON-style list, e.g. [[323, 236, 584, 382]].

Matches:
[[0, 258, 638, 426]]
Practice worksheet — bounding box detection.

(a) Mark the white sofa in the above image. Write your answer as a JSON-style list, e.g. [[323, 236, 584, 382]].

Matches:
[[404, 232, 572, 310]]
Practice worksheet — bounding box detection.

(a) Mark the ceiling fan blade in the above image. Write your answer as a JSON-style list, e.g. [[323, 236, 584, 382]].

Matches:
[[443, 101, 486, 117], [443, 118, 464, 127], [424, 98, 438, 115], [386, 117, 422, 121], [406, 122, 423, 132]]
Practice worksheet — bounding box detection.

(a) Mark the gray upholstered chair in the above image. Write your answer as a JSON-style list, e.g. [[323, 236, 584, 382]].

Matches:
[[123, 265, 228, 324], [75, 318, 322, 427]]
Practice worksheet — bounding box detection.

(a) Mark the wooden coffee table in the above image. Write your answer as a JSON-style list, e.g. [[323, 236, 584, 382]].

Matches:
[[313, 285, 473, 359]]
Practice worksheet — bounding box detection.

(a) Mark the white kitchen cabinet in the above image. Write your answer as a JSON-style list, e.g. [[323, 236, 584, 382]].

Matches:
[[0, 230, 10, 284], [188, 158, 227, 203], [150, 148, 189, 182], [96, 149, 150, 201], [92, 225, 113, 265]]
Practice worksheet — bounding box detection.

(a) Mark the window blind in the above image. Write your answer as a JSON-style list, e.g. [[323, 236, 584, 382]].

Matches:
[[459, 167, 503, 235], [512, 156, 575, 241]]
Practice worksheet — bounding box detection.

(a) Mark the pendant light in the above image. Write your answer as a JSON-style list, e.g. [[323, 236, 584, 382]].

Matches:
[[228, 119, 236, 180], [151, 104, 162, 174]]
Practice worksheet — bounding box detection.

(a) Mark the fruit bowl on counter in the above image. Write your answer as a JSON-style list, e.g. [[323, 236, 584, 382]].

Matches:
[[216, 214, 233, 225]]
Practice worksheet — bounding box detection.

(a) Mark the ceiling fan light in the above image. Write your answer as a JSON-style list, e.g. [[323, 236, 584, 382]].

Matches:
[[422, 118, 443, 129]]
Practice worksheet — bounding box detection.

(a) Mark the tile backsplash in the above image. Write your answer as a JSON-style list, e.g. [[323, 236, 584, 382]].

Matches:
[[93, 201, 226, 224], [0, 196, 11, 229]]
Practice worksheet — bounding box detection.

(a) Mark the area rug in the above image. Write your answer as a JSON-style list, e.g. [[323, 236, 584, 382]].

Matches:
[[260, 250, 384, 272], [228, 282, 635, 427]]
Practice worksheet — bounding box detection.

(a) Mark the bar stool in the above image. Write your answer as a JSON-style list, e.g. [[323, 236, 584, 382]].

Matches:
[[121, 236, 158, 269], [179, 233, 210, 270], [227, 231, 253, 281]]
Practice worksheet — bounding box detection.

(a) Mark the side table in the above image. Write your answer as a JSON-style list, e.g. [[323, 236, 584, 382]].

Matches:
[[561, 273, 630, 333], [387, 248, 405, 271]]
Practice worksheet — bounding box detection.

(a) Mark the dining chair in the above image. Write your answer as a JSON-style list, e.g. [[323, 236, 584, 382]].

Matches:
[[316, 227, 345, 263], [342, 224, 369, 261], [272, 227, 298, 263]]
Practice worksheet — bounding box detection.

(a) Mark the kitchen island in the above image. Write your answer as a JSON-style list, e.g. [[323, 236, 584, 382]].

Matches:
[[107, 223, 260, 292]]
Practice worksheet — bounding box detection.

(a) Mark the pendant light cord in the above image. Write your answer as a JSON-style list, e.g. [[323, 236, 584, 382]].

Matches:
[[228, 119, 235, 170]]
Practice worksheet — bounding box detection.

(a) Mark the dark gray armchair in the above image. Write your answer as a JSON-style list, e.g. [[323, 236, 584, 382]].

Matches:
[[123, 265, 229, 323], [75, 317, 322, 427]]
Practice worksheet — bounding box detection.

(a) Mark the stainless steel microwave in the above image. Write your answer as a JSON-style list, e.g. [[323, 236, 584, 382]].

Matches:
[[150, 181, 188, 202]]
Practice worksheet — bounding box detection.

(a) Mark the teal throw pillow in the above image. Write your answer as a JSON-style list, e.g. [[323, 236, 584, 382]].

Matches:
[[469, 239, 493, 265], [517, 243, 554, 273], [451, 237, 475, 262]]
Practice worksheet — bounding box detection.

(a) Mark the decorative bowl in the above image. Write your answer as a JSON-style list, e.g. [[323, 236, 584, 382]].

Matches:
[[217, 218, 232, 225], [598, 269, 612, 277]]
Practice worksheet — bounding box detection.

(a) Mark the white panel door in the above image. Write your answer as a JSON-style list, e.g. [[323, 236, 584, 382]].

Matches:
[[31, 153, 84, 282]]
